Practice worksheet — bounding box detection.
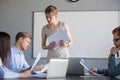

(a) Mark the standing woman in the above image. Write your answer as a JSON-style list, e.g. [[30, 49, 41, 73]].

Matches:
[[0, 32, 31, 78], [41, 5, 73, 63]]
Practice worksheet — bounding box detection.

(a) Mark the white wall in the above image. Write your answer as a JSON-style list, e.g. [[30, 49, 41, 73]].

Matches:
[[33, 11, 118, 58]]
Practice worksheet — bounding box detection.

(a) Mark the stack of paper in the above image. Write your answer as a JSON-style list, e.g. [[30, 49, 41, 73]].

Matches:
[[47, 28, 69, 49]]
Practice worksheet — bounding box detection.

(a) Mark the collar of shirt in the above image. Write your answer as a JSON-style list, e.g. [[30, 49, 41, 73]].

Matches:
[[12, 45, 23, 54]]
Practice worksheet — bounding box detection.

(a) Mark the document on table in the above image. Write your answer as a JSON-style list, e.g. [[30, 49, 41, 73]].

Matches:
[[79, 61, 101, 76], [31, 52, 41, 71], [47, 28, 69, 50]]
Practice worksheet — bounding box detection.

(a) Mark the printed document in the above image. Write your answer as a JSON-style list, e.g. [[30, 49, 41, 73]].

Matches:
[[47, 28, 69, 49], [79, 61, 101, 76], [31, 52, 41, 71]]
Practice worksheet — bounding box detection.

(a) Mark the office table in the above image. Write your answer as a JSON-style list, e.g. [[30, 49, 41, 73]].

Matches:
[[10, 76, 118, 80]]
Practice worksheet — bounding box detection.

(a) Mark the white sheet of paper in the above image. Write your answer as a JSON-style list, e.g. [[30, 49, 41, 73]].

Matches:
[[0, 58, 2, 66], [31, 52, 41, 71], [47, 28, 69, 49], [80, 61, 101, 76]]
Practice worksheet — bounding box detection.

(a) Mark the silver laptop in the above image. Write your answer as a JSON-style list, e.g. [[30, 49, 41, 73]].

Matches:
[[31, 59, 68, 79], [67, 58, 85, 76]]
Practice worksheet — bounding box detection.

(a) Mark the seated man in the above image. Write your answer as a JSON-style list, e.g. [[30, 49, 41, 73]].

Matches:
[[0, 32, 31, 78], [7, 32, 42, 72], [89, 26, 120, 77]]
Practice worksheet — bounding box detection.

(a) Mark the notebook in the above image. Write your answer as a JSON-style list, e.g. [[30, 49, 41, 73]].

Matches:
[[66, 58, 85, 76], [31, 59, 68, 79]]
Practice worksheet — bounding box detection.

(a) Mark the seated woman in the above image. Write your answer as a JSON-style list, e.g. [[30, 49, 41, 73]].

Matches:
[[0, 32, 31, 78]]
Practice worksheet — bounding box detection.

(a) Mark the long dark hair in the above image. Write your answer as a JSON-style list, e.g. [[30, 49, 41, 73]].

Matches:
[[0, 32, 11, 66]]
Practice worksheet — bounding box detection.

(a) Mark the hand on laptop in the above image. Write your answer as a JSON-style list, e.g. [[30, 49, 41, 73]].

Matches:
[[33, 64, 44, 71], [33, 64, 48, 74], [88, 68, 97, 74]]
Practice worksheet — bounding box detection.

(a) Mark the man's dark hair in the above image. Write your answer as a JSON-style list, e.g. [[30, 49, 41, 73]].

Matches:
[[112, 26, 120, 36]]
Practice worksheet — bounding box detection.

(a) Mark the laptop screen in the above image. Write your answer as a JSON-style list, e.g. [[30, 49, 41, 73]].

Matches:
[[67, 58, 85, 75]]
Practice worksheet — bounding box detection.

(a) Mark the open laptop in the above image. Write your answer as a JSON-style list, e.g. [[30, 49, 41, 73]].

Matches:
[[66, 58, 85, 76], [31, 59, 68, 79]]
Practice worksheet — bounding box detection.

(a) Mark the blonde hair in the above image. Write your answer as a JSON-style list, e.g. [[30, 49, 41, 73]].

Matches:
[[15, 32, 32, 42], [45, 5, 57, 15]]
